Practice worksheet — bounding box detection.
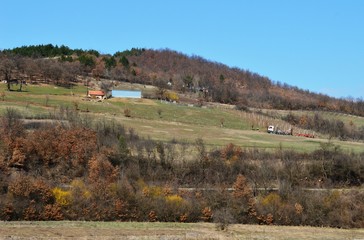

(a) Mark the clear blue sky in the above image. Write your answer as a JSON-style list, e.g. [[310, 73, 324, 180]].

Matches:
[[1, 0, 363, 99]]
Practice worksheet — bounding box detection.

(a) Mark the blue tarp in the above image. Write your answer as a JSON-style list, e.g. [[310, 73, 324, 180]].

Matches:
[[112, 90, 142, 98]]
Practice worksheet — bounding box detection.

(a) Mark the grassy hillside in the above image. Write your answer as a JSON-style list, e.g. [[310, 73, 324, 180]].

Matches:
[[264, 108, 364, 129], [1, 46, 364, 228], [1, 82, 363, 227], [1, 83, 364, 153], [2, 45, 364, 117]]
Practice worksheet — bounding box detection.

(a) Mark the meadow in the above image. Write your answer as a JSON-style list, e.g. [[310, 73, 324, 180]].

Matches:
[[1, 83, 364, 153], [0, 221, 363, 240]]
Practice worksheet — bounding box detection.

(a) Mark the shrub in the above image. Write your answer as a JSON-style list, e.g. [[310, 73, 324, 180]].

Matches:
[[165, 91, 179, 102], [165, 194, 184, 207], [157, 109, 162, 118], [201, 207, 213, 222], [213, 208, 235, 231], [0, 92, 5, 101], [52, 187, 71, 206], [42, 204, 64, 220], [124, 108, 131, 117], [142, 186, 164, 198], [148, 210, 157, 222]]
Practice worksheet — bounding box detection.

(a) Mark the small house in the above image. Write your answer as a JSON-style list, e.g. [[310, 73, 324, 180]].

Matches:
[[88, 90, 106, 99]]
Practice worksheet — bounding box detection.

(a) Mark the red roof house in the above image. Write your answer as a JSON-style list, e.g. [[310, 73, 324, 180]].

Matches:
[[88, 90, 105, 99]]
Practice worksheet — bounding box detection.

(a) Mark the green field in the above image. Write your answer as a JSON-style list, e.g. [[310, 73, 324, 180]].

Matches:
[[1, 83, 364, 153]]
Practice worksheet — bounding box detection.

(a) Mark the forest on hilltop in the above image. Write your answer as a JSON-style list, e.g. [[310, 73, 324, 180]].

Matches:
[[1, 44, 364, 116]]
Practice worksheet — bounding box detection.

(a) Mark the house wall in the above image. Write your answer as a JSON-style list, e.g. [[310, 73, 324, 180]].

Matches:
[[89, 94, 105, 100], [112, 90, 142, 98]]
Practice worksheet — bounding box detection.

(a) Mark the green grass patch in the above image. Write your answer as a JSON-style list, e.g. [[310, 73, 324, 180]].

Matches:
[[109, 99, 251, 130], [1, 83, 364, 153], [0, 83, 87, 96]]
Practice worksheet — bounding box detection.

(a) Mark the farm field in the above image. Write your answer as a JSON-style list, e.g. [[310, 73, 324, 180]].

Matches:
[[1, 83, 364, 153], [0, 221, 363, 240], [262, 108, 364, 129]]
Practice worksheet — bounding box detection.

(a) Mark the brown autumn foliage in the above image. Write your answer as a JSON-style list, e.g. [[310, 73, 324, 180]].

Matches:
[[0, 109, 363, 227]]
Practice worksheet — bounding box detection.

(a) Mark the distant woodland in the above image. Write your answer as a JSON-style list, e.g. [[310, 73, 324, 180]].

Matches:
[[1, 44, 364, 116]]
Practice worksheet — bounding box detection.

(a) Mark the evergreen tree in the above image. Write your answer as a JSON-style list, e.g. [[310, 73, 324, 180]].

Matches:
[[120, 56, 129, 68]]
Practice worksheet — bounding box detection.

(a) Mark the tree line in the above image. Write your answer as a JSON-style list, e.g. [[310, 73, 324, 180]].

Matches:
[[282, 112, 364, 141], [2, 44, 100, 58], [0, 108, 363, 228]]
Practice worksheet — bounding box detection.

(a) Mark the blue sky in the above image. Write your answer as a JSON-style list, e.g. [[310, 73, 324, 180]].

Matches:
[[1, 0, 363, 99]]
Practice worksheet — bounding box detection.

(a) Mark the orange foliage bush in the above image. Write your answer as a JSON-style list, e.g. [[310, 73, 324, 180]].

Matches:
[[179, 213, 188, 222], [8, 176, 53, 204], [220, 143, 243, 165], [148, 210, 157, 222], [23, 201, 38, 220], [88, 154, 118, 183], [30, 126, 97, 167], [42, 204, 64, 220], [1, 204, 15, 221], [230, 174, 256, 223], [9, 141, 26, 168], [257, 213, 274, 225], [232, 174, 252, 199], [114, 199, 129, 221], [201, 207, 213, 222]]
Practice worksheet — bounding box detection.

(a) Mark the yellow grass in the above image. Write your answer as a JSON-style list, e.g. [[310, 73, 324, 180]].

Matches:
[[0, 221, 363, 240]]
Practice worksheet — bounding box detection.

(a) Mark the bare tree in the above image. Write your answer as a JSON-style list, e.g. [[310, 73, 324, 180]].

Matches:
[[24, 58, 40, 83], [100, 80, 113, 95], [0, 57, 16, 90]]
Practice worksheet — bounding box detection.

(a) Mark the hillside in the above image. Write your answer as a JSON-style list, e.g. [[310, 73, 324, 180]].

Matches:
[[0, 82, 363, 152], [0, 45, 363, 228], [1, 44, 364, 116]]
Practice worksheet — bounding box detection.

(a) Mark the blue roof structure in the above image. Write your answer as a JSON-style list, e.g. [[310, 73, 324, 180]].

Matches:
[[111, 90, 142, 98]]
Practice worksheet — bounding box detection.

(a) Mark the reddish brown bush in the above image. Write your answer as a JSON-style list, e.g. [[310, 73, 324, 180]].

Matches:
[[42, 204, 64, 220], [88, 154, 118, 184], [148, 210, 157, 222], [201, 207, 213, 222]]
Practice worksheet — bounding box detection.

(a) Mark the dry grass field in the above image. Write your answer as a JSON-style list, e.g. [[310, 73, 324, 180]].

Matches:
[[0, 221, 363, 240]]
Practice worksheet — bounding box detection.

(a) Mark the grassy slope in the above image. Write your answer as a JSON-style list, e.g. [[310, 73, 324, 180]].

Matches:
[[263, 109, 364, 129], [0, 221, 363, 240], [1, 83, 364, 153]]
